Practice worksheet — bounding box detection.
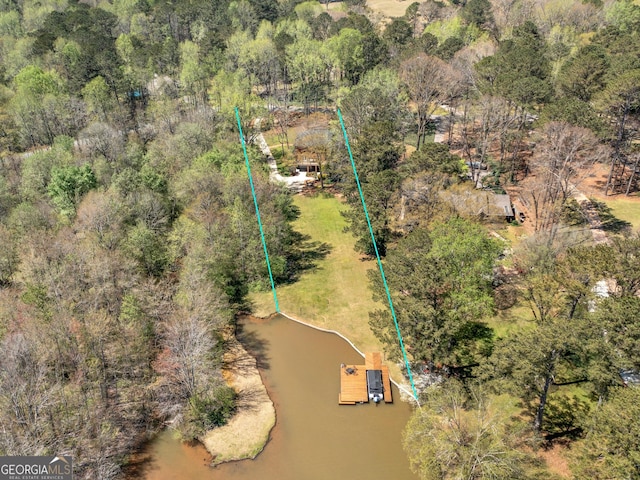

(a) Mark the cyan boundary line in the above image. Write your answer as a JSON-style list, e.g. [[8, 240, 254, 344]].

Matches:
[[337, 109, 419, 401], [235, 107, 279, 313]]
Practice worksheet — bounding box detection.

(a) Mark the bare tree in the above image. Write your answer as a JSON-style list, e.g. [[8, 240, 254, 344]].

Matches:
[[528, 122, 609, 231], [76, 190, 129, 251], [78, 122, 126, 166], [490, 0, 519, 34], [147, 97, 182, 135], [0, 333, 58, 455], [531, 0, 602, 37], [596, 70, 640, 195], [452, 41, 496, 89], [155, 253, 228, 420], [400, 54, 453, 150], [270, 101, 292, 156], [418, 0, 454, 24], [624, 148, 640, 196], [459, 95, 519, 184], [404, 380, 530, 480]]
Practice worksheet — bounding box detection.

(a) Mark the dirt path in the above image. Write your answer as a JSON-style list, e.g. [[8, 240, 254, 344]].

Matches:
[[201, 334, 275, 466], [432, 114, 447, 144], [571, 187, 610, 245]]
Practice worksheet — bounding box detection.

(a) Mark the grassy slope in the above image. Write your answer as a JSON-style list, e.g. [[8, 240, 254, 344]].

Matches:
[[486, 302, 535, 339], [248, 192, 580, 475], [366, 0, 409, 18], [604, 196, 640, 232], [250, 194, 387, 358]]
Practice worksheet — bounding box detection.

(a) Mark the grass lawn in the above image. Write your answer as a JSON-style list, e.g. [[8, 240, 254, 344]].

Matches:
[[262, 132, 284, 147], [486, 302, 535, 339], [496, 223, 526, 246], [603, 195, 640, 232], [249, 194, 389, 362], [404, 132, 435, 148], [367, 0, 411, 17]]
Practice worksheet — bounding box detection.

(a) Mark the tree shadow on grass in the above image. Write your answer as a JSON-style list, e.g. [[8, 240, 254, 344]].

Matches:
[[234, 323, 271, 371], [233, 384, 272, 412], [542, 394, 591, 443], [281, 230, 332, 284], [590, 198, 632, 233]]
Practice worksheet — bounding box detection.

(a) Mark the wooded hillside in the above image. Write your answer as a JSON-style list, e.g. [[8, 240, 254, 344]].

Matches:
[[0, 0, 639, 478]]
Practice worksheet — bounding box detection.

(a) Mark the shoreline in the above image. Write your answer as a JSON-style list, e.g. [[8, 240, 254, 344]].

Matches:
[[276, 310, 418, 402], [200, 328, 276, 466], [200, 310, 418, 467]]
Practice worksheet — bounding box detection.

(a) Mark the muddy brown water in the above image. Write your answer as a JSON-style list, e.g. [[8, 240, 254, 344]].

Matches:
[[128, 314, 418, 480]]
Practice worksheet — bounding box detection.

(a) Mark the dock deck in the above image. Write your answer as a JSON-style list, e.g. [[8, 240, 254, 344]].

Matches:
[[338, 352, 393, 405]]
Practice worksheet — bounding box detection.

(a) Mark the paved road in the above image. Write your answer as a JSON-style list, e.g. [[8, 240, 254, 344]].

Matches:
[[432, 114, 447, 143]]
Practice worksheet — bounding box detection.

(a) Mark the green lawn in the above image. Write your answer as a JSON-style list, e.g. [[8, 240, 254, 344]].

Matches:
[[486, 302, 535, 339], [250, 194, 387, 358], [404, 131, 435, 148], [603, 196, 640, 232]]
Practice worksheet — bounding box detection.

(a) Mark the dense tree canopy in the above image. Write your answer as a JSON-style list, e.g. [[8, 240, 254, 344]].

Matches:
[[1, 0, 640, 477], [404, 381, 535, 480], [570, 387, 640, 479], [369, 217, 501, 365]]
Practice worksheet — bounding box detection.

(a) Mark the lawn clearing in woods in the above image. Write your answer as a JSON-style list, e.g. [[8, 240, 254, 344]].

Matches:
[[602, 195, 640, 232], [249, 193, 395, 370], [367, 0, 412, 18]]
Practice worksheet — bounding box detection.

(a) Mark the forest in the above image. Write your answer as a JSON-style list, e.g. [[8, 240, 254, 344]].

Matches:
[[0, 0, 639, 477]]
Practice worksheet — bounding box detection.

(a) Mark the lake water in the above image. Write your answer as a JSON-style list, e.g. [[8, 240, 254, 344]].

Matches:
[[127, 314, 417, 479]]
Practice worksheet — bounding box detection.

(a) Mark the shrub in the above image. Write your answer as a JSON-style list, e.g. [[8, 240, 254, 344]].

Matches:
[[183, 386, 238, 439]]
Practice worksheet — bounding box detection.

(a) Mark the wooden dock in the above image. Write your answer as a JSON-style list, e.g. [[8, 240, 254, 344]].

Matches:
[[338, 352, 393, 405]]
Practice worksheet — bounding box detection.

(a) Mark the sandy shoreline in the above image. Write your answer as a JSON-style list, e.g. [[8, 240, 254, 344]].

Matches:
[[200, 312, 415, 466], [200, 330, 276, 466]]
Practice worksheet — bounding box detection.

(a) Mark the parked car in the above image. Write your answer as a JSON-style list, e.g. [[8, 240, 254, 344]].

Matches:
[[465, 161, 488, 170]]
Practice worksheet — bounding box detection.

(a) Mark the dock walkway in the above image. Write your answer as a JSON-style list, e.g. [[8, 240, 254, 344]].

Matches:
[[338, 352, 393, 405]]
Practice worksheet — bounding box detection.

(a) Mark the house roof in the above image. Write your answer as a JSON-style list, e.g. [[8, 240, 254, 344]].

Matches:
[[366, 370, 383, 394], [442, 191, 514, 218], [494, 194, 512, 215]]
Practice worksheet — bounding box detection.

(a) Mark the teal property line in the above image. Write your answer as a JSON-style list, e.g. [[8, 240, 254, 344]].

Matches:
[[234, 107, 279, 313], [337, 109, 419, 402]]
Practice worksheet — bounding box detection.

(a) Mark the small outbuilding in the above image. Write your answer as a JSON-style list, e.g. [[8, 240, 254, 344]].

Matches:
[[296, 159, 320, 174], [443, 190, 518, 223]]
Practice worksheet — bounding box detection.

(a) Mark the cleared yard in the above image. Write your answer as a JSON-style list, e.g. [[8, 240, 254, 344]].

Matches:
[[249, 194, 388, 362], [316, 0, 410, 18], [367, 0, 412, 17], [603, 195, 640, 232], [486, 302, 535, 339]]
